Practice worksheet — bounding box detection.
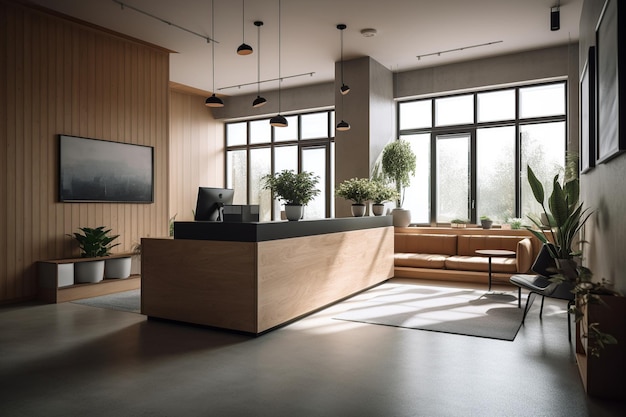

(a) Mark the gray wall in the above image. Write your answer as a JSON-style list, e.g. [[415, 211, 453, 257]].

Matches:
[[579, 0, 626, 294]]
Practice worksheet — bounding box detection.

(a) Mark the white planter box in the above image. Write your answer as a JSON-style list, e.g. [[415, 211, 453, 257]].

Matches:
[[104, 257, 132, 279]]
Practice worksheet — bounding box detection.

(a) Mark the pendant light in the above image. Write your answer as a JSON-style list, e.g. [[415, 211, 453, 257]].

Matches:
[[337, 24, 350, 95], [252, 21, 267, 107], [205, 0, 224, 108], [270, 0, 287, 127], [336, 23, 350, 131], [237, 0, 253, 55]]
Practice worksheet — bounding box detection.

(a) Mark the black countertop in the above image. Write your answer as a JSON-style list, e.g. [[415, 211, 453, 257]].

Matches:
[[173, 216, 393, 242]]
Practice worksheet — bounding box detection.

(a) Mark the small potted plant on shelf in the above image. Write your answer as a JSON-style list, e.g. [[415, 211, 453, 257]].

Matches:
[[480, 215, 493, 229], [68, 226, 120, 283], [335, 177, 375, 217], [507, 217, 524, 230], [450, 219, 468, 228], [379, 139, 416, 227], [370, 181, 398, 216], [262, 169, 320, 221]]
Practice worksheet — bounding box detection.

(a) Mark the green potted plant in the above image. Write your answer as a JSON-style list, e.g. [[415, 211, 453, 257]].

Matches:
[[335, 177, 375, 217], [68, 226, 120, 283], [380, 139, 416, 227], [480, 215, 493, 229], [507, 217, 524, 230], [262, 169, 320, 221], [370, 181, 398, 216], [525, 165, 622, 357], [450, 218, 468, 228]]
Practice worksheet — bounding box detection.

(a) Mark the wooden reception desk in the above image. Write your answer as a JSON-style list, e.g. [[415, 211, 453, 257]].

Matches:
[[141, 216, 394, 335]]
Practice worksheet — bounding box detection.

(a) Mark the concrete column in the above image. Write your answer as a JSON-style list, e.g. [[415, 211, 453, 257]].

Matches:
[[334, 56, 395, 217]]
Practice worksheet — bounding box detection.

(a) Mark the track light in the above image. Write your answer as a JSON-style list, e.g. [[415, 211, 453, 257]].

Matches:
[[237, 0, 253, 55], [551, 5, 560, 31]]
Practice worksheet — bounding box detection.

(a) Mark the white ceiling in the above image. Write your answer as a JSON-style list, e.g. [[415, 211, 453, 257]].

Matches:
[[33, 0, 583, 97]]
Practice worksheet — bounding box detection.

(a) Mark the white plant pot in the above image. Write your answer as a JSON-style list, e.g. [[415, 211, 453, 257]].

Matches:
[[284, 204, 304, 221], [392, 208, 411, 227], [372, 204, 385, 216], [351, 204, 366, 217], [104, 257, 132, 279], [74, 260, 105, 283]]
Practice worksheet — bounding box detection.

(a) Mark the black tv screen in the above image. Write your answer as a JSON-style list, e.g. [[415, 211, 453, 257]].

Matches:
[[59, 135, 154, 203], [194, 187, 234, 221]]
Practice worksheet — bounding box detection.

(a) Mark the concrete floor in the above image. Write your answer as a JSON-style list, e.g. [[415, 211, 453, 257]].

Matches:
[[1, 279, 625, 417]]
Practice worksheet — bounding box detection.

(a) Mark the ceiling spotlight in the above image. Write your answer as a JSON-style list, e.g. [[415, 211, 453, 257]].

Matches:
[[550, 5, 560, 31], [360, 28, 377, 37]]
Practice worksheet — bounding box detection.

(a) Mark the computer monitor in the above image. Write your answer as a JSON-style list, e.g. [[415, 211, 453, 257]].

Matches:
[[194, 187, 234, 221]]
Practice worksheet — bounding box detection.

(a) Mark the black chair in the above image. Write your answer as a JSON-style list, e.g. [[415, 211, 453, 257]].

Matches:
[[509, 244, 575, 338]]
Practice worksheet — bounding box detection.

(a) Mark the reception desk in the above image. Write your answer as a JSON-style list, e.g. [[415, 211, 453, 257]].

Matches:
[[141, 216, 394, 334]]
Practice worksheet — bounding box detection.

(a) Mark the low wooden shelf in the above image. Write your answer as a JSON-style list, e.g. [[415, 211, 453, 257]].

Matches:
[[37, 253, 140, 303]]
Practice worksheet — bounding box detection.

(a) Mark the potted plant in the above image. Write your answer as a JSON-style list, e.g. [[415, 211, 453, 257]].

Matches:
[[380, 139, 416, 227], [335, 177, 375, 217], [507, 217, 524, 230], [450, 218, 468, 228], [480, 215, 493, 229], [370, 181, 398, 216], [262, 169, 320, 221], [68, 226, 120, 283], [525, 165, 622, 357]]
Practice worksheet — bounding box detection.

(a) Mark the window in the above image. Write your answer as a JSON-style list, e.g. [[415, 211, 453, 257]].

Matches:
[[225, 110, 335, 221], [398, 81, 567, 225]]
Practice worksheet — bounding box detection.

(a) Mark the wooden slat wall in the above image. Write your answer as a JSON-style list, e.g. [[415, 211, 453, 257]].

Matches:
[[169, 90, 224, 223], [0, 1, 169, 303]]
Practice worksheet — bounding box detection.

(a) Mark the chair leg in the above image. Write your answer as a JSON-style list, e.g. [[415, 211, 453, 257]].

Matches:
[[521, 292, 535, 324], [517, 287, 521, 308], [539, 295, 545, 319]]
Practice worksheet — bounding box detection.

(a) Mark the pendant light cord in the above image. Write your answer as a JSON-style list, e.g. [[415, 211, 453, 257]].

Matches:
[[211, 0, 216, 94], [257, 22, 261, 96], [277, 0, 282, 113], [241, 0, 245, 43]]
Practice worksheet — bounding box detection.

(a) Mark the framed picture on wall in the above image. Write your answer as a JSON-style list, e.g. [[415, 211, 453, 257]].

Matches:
[[595, 0, 625, 164], [580, 46, 596, 174], [59, 135, 154, 203]]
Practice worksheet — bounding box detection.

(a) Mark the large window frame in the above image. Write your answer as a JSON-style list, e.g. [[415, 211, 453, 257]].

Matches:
[[225, 110, 335, 221], [397, 80, 568, 226]]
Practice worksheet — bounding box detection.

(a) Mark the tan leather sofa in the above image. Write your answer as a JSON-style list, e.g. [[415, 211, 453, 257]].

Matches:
[[394, 228, 537, 285]]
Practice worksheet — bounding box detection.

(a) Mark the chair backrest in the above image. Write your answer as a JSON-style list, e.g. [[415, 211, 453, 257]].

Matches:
[[532, 243, 558, 277]]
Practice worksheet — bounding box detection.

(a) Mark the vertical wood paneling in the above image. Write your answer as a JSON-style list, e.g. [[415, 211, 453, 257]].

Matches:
[[1, 1, 169, 303], [169, 90, 224, 223]]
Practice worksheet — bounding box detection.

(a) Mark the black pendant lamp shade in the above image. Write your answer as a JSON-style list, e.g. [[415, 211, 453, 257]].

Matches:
[[337, 24, 350, 95], [252, 21, 267, 108], [270, 0, 287, 127], [336, 24, 350, 131], [336, 119, 350, 131], [206, 94, 224, 107], [269, 114, 288, 127], [237, 0, 253, 55], [205, 0, 224, 108]]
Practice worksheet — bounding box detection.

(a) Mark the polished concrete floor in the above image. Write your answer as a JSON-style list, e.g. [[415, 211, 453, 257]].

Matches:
[[1, 279, 625, 417]]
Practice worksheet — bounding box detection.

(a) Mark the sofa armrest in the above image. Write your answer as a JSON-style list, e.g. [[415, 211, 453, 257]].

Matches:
[[516, 238, 533, 273]]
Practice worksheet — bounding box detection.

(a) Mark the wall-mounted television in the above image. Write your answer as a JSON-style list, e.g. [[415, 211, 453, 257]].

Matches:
[[59, 135, 154, 203]]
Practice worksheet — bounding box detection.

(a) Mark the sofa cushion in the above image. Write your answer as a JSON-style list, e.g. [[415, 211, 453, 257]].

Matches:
[[445, 255, 518, 273], [395, 253, 449, 269], [456, 235, 527, 256], [395, 233, 457, 255]]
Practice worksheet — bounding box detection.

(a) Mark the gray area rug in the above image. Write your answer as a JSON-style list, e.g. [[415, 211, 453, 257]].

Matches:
[[334, 284, 526, 341], [72, 289, 141, 313]]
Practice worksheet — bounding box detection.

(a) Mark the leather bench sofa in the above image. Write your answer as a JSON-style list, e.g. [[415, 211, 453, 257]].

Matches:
[[394, 230, 535, 285]]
